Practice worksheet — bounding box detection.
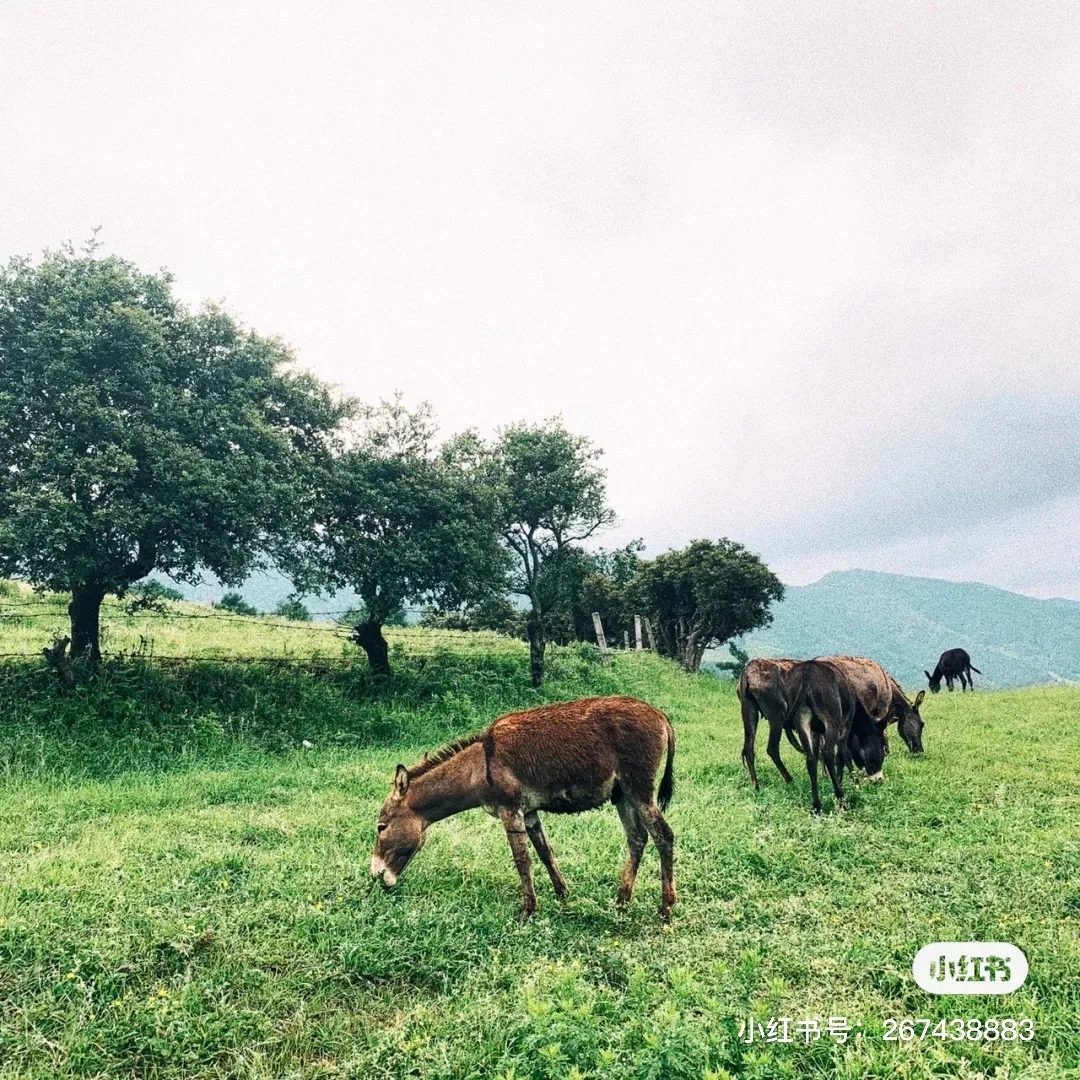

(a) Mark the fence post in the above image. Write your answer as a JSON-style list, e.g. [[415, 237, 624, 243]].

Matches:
[[634, 615, 643, 651], [643, 617, 656, 651], [622, 630, 629, 650], [591, 612, 610, 665]]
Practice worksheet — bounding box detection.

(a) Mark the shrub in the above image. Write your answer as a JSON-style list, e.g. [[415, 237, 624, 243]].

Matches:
[[216, 592, 259, 617], [273, 598, 312, 622]]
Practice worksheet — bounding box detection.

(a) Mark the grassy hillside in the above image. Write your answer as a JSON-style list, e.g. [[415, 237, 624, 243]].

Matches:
[[729, 569, 1080, 689], [0, 599, 1077, 1078], [0, 582, 447, 665]]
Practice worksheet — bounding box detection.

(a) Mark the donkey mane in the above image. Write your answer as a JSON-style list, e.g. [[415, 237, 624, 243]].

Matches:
[[887, 675, 914, 705], [407, 730, 489, 779]]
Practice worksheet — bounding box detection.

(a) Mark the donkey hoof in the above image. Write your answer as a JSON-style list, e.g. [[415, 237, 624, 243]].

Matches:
[[519, 902, 536, 922], [658, 904, 673, 922]]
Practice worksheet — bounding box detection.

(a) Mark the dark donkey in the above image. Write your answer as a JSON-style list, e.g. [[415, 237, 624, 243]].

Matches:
[[926, 648, 980, 693], [739, 656, 922, 790], [371, 696, 676, 919], [826, 655, 926, 754], [773, 659, 890, 813], [738, 658, 802, 788]]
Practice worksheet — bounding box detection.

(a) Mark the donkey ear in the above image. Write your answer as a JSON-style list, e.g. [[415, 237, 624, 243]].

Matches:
[[924, 671, 933, 682], [394, 765, 410, 796], [914, 690, 926, 709]]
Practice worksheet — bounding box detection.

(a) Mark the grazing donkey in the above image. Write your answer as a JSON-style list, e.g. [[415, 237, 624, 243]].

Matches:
[[370, 696, 677, 919], [777, 659, 890, 813], [739, 655, 922, 790], [926, 648, 980, 693], [738, 658, 802, 788], [825, 656, 926, 754]]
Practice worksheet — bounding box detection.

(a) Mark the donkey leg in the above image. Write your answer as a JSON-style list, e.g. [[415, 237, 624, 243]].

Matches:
[[797, 709, 823, 814], [499, 807, 536, 920], [740, 697, 760, 789], [615, 798, 648, 906], [805, 753, 822, 814], [766, 718, 794, 783], [640, 803, 676, 920], [821, 733, 845, 809], [525, 811, 568, 899]]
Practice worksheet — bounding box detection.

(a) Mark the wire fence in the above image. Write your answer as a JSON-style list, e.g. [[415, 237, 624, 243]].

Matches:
[[0, 598, 653, 666], [0, 603, 534, 663], [0, 607, 426, 621]]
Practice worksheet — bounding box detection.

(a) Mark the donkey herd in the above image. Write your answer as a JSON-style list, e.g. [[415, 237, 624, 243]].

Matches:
[[370, 648, 978, 920]]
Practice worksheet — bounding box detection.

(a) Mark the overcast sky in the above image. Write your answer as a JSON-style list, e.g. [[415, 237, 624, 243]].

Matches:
[[3, 2, 1079, 596]]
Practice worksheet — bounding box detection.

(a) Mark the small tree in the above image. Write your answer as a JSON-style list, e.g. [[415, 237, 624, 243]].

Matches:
[[216, 592, 259, 617], [337, 604, 408, 628], [632, 539, 784, 673], [273, 597, 312, 622], [124, 579, 184, 615], [712, 641, 751, 679], [296, 398, 507, 675], [0, 242, 345, 660], [419, 596, 526, 637], [566, 542, 643, 645], [489, 419, 615, 686]]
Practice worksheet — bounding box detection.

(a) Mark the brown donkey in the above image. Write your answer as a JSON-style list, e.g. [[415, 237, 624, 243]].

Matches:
[[370, 696, 677, 919]]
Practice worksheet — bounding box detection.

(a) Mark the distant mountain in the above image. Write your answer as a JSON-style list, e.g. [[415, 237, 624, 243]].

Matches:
[[723, 569, 1080, 689]]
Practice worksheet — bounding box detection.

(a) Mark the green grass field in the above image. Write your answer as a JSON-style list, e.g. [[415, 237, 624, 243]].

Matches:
[[0, 593, 1077, 1078]]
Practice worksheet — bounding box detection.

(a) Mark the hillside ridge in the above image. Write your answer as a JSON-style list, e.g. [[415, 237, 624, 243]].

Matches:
[[730, 568, 1080, 689]]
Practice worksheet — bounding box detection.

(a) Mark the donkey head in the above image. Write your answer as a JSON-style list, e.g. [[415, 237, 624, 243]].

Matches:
[[925, 669, 943, 693], [895, 690, 926, 752], [370, 766, 426, 887], [848, 715, 889, 781]]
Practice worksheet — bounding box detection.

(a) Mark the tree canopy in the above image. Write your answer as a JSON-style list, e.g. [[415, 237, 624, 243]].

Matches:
[[292, 398, 508, 674], [488, 418, 615, 685], [0, 244, 345, 658], [631, 539, 784, 672]]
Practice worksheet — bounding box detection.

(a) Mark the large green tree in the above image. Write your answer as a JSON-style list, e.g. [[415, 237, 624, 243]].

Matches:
[[295, 398, 508, 674], [631, 538, 784, 672], [489, 419, 615, 686], [0, 243, 345, 660]]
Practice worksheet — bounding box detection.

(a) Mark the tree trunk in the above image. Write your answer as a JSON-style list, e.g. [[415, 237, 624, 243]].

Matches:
[[42, 637, 77, 692], [527, 616, 546, 688], [678, 624, 708, 673], [352, 619, 391, 675], [682, 640, 707, 673], [651, 617, 676, 659], [69, 583, 106, 662]]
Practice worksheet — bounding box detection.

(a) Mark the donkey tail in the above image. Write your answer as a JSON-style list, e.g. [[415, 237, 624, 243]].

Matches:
[[657, 718, 676, 811], [968, 664, 981, 674]]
